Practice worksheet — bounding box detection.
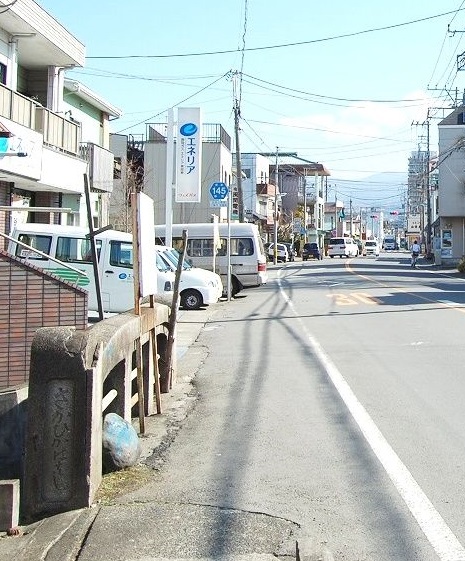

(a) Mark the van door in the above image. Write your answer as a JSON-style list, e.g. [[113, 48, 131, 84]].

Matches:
[[229, 235, 258, 288], [99, 238, 136, 313]]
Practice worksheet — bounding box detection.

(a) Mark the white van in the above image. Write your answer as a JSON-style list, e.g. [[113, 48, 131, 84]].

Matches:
[[155, 244, 223, 310], [328, 237, 359, 258], [154, 222, 268, 295], [7, 224, 175, 314], [383, 236, 397, 250]]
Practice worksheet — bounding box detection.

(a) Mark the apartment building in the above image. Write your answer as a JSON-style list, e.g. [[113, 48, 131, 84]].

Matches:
[[436, 106, 465, 264], [0, 0, 120, 243]]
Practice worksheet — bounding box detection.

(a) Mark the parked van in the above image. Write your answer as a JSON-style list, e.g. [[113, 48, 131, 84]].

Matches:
[[155, 244, 223, 310], [154, 223, 268, 295], [7, 224, 175, 314]]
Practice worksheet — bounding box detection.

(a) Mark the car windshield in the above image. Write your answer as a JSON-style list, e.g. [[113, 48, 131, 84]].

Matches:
[[366, 242, 376, 247], [155, 252, 172, 272], [161, 248, 191, 270]]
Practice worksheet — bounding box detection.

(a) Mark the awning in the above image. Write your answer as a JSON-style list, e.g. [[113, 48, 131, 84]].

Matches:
[[0, 121, 13, 138]]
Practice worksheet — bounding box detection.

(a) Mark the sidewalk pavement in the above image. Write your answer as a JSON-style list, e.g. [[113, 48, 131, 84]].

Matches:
[[0, 300, 320, 561]]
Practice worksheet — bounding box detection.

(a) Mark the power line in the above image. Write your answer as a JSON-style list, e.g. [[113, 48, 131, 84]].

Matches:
[[86, 8, 465, 60], [115, 72, 229, 133], [242, 73, 434, 104]]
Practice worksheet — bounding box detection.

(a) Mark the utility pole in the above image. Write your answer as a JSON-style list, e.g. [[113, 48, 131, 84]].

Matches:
[[303, 177, 307, 244], [232, 71, 244, 222], [412, 117, 432, 254], [274, 147, 279, 265], [426, 117, 432, 257], [334, 189, 338, 237], [349, 198, 353, 237]]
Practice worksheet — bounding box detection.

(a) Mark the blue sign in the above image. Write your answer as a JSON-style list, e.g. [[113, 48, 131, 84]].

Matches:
[[209, 182, 228, 200]]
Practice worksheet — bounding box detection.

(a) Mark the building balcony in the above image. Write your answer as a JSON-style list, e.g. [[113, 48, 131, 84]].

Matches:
[[146, 122, 231, 150], [80, 143, 114, 193], [0, 82, 81, 156]]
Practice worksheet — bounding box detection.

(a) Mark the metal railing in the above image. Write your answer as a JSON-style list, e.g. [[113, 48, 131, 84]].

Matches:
[[0, 83, 81, 156]]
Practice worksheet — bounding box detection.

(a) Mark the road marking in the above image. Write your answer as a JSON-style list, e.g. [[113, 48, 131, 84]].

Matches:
[[277, 271, 465, 560], [329, 292, 380, 306], [345, 262, 465, 315]]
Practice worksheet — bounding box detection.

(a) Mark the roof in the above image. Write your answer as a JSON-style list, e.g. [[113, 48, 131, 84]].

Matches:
[[438, 106, 465, 126], [260, 152, 330, 176], [64, 79, 123, 118]]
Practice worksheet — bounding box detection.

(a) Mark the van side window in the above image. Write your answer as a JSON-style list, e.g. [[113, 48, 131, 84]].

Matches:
[[185, 238, 215, 257], [232, 237, 253, 256], [110, 241, 133, 268], [217, 239, 227, 256], [56, 237, 102, 263], [16, 233, 52, 259], [172, 238, 184, 252]]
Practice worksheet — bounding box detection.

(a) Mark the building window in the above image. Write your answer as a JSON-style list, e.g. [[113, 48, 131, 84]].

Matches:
[[0, 63, 6, 85], [114, 157, 122, 179]]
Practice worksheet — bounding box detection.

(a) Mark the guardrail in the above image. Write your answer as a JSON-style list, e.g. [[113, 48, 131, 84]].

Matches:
[[22, 303, 173, 521]]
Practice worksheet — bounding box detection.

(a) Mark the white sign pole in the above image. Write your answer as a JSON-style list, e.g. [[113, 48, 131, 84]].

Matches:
[[165, 108, 174, 247], [227, 187, 231, 301]]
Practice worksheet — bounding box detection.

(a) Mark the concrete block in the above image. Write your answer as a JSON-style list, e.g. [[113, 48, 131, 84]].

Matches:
[[0, 479, 20, 530], [296, 537, 334, 561]]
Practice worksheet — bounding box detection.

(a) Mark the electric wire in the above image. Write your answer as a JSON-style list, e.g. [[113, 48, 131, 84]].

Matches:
[[115, 72, 229, 133], [86, 8, 465, 59]]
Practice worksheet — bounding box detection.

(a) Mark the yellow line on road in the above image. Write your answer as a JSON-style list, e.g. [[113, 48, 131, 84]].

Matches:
[[345, 261, 465, 314]]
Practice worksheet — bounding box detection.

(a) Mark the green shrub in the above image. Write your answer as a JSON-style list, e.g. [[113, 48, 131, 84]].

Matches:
[[458, 257, 465, 273]]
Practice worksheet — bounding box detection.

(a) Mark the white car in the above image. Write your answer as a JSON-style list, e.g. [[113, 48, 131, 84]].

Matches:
[[364, 240, 380, 257], [155, 245, 223, 310], [327, 237, 359, 258], [267, 242, 289, 262]]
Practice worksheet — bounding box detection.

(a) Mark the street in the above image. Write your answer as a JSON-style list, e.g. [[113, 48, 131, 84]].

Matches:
[[102, 253, 465, 560]]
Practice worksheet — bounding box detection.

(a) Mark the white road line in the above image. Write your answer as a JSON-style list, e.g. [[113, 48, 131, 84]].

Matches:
[[278, 274, 465, 560]]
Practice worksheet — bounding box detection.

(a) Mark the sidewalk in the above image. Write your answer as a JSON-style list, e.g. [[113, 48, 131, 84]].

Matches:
[[0, 300, 315, 561], [0, 305, 216, 560]]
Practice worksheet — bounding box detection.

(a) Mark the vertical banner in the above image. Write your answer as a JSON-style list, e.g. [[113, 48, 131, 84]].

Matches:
[[136, 192, 157, 298], [175, 107, 202, 203]]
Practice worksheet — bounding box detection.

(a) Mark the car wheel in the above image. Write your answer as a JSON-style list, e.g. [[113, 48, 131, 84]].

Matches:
[[330, 255, 334, 258], [181, 289, 203, 310]]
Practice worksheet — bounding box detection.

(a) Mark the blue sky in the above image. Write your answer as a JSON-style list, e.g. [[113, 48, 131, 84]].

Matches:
[[36, 1, 465, 208]]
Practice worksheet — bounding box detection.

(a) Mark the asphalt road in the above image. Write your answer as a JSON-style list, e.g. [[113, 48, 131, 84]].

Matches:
[[113, 252, 465, 561]]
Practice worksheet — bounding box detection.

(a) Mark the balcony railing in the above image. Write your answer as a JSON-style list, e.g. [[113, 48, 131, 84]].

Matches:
[[80, 142, 114, 193], [35, 106, 80, 156], [0, 83, 36, 128], [146, 122, 232, 150], [0, 83, 81, 156]]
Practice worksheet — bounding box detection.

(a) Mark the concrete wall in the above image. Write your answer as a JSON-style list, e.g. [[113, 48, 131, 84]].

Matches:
[[22, 304, 170, 521], [438, 125, 465, 217]]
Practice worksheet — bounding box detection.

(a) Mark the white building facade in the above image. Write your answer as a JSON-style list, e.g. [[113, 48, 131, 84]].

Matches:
[[0, 0, 120, 242]]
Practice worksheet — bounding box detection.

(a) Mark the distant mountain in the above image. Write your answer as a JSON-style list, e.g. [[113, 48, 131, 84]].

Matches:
[[331, 171, 407, 212]]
